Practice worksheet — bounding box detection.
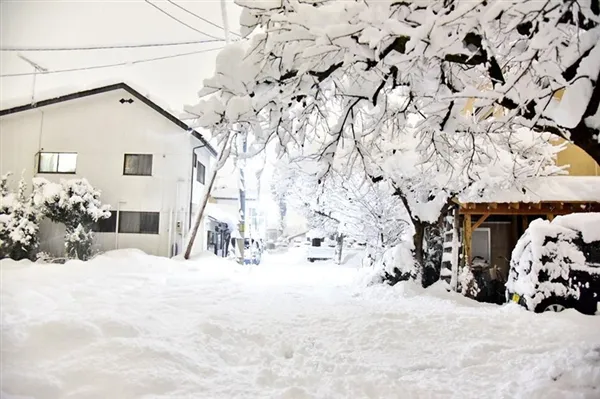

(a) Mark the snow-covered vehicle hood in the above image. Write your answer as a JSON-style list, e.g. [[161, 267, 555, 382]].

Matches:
[[506, 213, 600, 310]]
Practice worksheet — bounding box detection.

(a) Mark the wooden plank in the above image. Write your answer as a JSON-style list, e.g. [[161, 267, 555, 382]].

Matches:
[[464, 214, 473, 267], [472, 213, 490, 230]]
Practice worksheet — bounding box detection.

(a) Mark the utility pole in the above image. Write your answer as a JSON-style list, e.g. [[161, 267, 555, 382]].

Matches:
[[18, 54, 47, 104]]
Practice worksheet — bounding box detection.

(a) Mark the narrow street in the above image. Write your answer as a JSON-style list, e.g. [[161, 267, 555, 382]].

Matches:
[[2, 248, 599, 399]]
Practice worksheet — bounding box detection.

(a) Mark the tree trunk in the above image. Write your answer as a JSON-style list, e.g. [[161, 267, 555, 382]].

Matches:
[[335, 234, 344, 265], [413, 219, 425, 273]]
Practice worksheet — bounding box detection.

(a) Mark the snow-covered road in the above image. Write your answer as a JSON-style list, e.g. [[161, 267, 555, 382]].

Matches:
[[2, 248, 600, 399]]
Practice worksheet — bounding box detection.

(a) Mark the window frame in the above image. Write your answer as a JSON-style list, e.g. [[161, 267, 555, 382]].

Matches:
[[196, 161, 206, 184], [91, 211, 118, 233], [37, 152, 78, 174], [118, 211, 160, 234], [123, 154, 153, 176]]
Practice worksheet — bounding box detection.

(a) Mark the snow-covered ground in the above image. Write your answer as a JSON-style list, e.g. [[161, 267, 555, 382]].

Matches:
[[2, 247, 599, 399]]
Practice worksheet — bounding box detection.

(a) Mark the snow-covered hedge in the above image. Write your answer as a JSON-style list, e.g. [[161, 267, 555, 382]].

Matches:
[[506, 213, 600, 310], [0, 174, 42, 260], [33, 178, 110, 260], [0, 175, 110, 261]]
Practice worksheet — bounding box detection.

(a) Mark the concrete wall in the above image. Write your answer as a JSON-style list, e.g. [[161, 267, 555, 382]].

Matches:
[[0, 88, 213, 257]]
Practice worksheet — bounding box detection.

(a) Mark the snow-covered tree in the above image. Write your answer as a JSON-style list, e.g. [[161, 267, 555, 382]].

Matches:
[[33, 178, 110, 261], [0, 174, 43, 260], [273, 157, 410, 256], [191, 0, 600, 163]]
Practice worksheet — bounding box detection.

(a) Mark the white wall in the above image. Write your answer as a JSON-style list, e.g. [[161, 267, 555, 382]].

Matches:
[[0, 88, 214, 257]]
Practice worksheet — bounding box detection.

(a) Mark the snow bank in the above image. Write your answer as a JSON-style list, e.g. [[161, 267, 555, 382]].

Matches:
[[2, 249, 600, 399]]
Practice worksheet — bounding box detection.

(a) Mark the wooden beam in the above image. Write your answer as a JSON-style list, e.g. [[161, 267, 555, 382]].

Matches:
[[464, 214, 473, 267], [547, 214, 554, 221], [472, 213, 490, 230], [487, 203, 498, 210], [458, 201, 600, 215]]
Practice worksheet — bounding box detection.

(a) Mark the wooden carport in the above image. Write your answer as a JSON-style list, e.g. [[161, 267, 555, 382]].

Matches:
[[458, 201, 600, 267]]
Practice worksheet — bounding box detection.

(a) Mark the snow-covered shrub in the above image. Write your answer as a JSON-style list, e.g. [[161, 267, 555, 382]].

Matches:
[[505, 215, 595, 310], [0, 174, 43, 260], [367, 241, 419, 286], [33, 178, 110, 261], [458, 266, 480, 299], [65, 224, 95, 260]]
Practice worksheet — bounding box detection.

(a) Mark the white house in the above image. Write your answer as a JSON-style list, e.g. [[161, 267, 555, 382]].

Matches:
[[0, 82, 221, 257]]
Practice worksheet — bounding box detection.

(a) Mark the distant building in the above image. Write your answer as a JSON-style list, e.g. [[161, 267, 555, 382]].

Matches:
[[0, 82, 226, 257]]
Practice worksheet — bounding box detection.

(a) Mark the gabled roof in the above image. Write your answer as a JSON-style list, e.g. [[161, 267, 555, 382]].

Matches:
[[0, 83, 217, 156]]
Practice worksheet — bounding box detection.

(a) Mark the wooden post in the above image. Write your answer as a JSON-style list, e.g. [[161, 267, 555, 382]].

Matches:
[[521, 216, 529, 232], [464, 214, 472, 267], [511, 215, 518, 245], [547, 214, 554, 221]]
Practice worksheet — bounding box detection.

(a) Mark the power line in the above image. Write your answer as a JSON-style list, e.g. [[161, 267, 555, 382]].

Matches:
[[167, 0, 241, 38], [0, 46, 224, 78], [144, 0, 225, 41], [1, 39, 222, 52]]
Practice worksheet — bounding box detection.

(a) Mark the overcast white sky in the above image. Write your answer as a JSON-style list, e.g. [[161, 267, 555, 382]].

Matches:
[[0, 0, 242, 111]]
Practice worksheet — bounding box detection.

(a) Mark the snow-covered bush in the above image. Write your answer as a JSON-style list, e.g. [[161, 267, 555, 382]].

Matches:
[[367, 241, 419, 286], [33, 178, 110, 261], [505, 215, 598, 310], [458, 266, 480, 299], [0, 174, 43, 260]]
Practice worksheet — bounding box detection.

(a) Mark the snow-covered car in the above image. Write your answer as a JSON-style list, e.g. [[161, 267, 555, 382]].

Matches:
[[307, 237, 335, 262], [506, 213, 600, 314]]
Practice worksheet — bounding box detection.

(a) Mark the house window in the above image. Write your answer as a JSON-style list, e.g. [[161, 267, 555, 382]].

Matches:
[[38, 152, 77, 174], [118, 211, 160, 234], [92, 211, 117, 233], [196, 161, 206, 184], [472, 228, 491, 265], [123, 154, 153, 176]]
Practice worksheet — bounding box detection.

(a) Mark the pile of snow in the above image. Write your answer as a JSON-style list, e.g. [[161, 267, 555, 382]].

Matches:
[[2, 249, 600, 398], [506, 213, 600, 310]]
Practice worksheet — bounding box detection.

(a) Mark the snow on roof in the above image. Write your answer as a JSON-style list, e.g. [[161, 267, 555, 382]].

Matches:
[[212, 186, 258, 200], [205, 202, 238, 231], [458, 176, 600, 204]]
